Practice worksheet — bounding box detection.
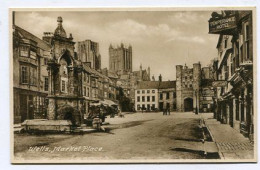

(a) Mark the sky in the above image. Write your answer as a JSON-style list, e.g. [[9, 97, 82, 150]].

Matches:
[[15, 10, 219, 80]]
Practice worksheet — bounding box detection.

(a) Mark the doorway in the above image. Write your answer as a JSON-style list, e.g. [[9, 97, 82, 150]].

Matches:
[[184, 98, 193, 112]]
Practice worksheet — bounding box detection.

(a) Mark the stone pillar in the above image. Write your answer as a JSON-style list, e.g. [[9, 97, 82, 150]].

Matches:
[[47, 97, 56, 120], [47, 61, 60, 120]]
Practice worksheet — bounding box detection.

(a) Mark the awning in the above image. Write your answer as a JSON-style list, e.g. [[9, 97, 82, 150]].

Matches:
[[89, 99, 118, 107], [103, 99, 118, 106]]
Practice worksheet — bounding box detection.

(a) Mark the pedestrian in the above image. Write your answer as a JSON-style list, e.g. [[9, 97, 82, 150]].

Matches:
[[100, 105, 105, 122], [162, 108, 166, 115], [167, 107, 171, 115]]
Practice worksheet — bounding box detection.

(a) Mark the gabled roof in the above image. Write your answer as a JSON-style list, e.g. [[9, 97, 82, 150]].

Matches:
[[14, 25, 51, 51], [137, 81, 176, 89], [83, 64, 109, 80]]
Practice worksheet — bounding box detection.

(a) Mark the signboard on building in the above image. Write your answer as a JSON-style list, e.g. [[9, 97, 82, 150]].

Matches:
[[209, 14, 237, 34], [212, 80, 227, 87]]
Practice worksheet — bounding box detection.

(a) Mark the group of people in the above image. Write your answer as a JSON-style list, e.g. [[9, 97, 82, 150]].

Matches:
[[163, 107, 171, 115]]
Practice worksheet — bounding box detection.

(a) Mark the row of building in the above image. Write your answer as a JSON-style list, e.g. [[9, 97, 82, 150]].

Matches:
[[208, 11, 254, 141], [135, 64, 215, 113], [13, 15, 153, 123], [12, 15, 216, 124]]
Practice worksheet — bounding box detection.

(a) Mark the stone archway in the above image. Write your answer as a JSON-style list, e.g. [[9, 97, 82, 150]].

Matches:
[[184, 98, 193, 112], [57, 104, 81, 126]]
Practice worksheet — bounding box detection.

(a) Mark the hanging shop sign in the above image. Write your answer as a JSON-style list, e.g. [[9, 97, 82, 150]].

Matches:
[[212, 80, 227, 87], [209, 14, 237, 34]]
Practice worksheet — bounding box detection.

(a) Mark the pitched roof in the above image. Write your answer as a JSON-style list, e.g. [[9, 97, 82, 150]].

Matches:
[[14, 25, 51, 51], [83, 64, 109, 80], [108, 71, 118, 79], [137, 81, 176, 89], [158, 81, 176, 89]]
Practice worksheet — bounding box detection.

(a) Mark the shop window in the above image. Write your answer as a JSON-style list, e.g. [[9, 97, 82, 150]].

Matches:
[[137, 96, 140, 102], [142, 96, 145, 102], [147, 96, 150, 102], [152, 96, 155, 102]]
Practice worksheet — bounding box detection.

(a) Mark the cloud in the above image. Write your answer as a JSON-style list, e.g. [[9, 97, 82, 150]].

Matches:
[[15, 11, 218, 81], [103, 19, 180, 43], [167, 35, 206, 44]]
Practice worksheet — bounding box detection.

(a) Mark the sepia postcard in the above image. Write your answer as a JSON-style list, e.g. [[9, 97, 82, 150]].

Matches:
[[10, 7, 257, 163]]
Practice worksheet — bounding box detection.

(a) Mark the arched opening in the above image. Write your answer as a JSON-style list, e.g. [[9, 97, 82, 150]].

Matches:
[[184, 98, 193, 112], [57, 104, 81, 127], [64, 112, 76, 126]]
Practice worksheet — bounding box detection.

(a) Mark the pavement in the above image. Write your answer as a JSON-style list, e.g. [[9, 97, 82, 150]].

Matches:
[[201, 113, 255, 160]]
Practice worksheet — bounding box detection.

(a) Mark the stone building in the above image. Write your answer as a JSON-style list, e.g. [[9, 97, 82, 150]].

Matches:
[[176, 63, 214, 112], [109, 43, 132, 75], [135, 78, 176, 111], [77, 40, 101, 71], [13, 25, 51, 123], [115, 64, 151, 105], [208, 11, 254, 140], [13, 16, 118, 124], [135, 82, 159, 111]]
